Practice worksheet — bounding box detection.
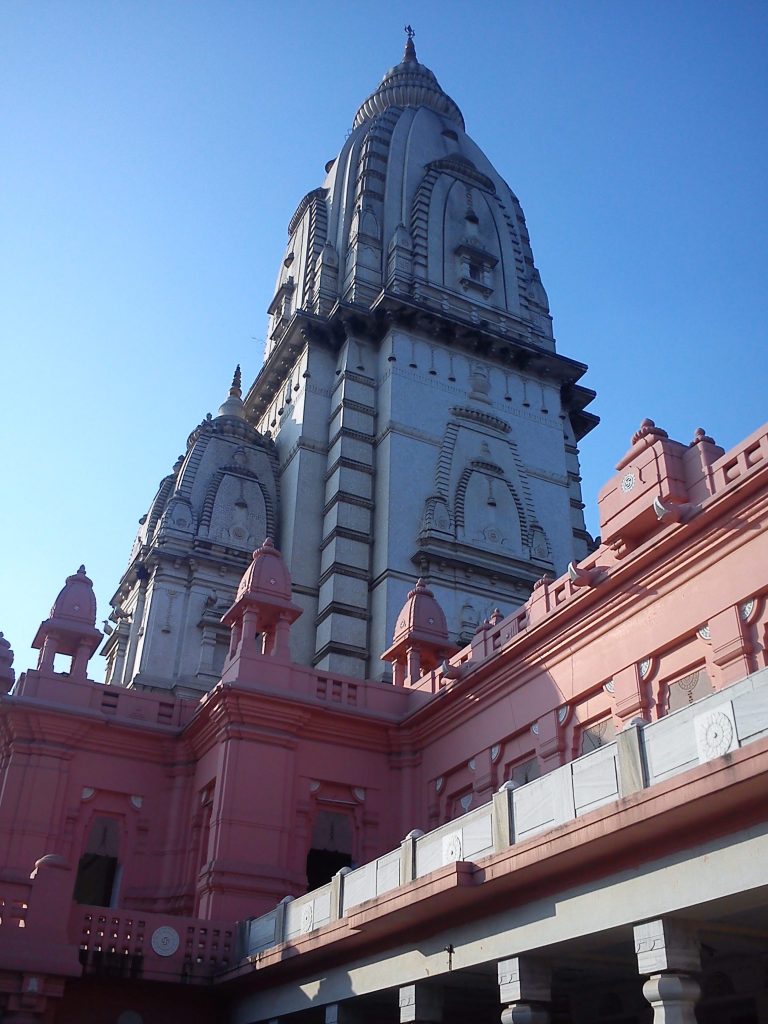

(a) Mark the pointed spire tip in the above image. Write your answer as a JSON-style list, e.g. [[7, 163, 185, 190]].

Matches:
[[403, 24, 417, 63]]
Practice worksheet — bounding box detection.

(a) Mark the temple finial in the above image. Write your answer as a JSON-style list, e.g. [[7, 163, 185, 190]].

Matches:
[[230, 364, 242, 398], [403, 24, 417, 63]]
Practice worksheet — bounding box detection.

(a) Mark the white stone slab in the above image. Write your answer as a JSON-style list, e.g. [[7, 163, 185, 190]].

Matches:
[[342, 862, 377, 912], [375, 849, 401, 896], [462, 808, 494, 858], [246, 912, 277, 954], [571, 743, 619, 815]]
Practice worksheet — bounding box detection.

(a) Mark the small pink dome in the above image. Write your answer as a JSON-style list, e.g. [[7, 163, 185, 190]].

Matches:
[[49, 566, 97, 629], [391, 579, 449, 647], [236, 538, 293, 604]]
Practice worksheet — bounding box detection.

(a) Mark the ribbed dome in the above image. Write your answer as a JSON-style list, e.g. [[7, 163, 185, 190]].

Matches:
[[353, 38, 464, 130], [49, 566, 98, 628], [391, 578, 449, 647], [236, 538, 293, 605]]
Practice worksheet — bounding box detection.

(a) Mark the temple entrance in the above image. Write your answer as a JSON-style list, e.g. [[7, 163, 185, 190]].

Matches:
[[306, 810, 353, 890], [73, 817, 121, 906]]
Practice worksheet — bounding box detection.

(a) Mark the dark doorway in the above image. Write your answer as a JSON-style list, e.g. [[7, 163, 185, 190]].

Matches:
[[306, 847, 352, 890], [306, 809, 353, 890], [73, 817, 120, 906]]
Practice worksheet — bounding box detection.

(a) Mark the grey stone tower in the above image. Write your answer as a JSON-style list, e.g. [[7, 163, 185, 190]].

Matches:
[[245, 37, 597, 678], [102, 371, 279, 696]]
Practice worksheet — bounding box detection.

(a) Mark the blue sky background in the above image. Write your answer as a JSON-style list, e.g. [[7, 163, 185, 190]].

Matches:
[[2, 1, 766, 671]]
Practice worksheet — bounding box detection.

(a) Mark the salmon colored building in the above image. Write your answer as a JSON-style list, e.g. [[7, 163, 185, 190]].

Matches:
[[1, 416, 767, 1024], [2, 38, 767, 1024]]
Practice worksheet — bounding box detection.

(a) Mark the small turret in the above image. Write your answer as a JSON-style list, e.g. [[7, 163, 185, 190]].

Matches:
[[381, 579, 455, 686], [0, 633, 15, 693], [32, 566, 102, 681], [221, 538, 302, 667]]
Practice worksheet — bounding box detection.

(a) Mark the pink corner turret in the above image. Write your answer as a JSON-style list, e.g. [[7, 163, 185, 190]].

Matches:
[[597, 419, 690, 557], [381, 579, 456, 686], [31, 566, 102, 681], [221, 538, 302, 663], [0, 632, 15, 693]]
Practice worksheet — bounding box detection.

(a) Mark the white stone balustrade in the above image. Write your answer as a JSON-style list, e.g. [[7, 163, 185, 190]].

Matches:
[[237, 667, 768, 963]]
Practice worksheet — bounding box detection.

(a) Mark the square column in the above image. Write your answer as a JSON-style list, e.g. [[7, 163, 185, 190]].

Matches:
[[400, 982, 443, 1022], [326, 1002, 367, 1024], [634, 919, 701, 1024], [498, 956, 551, 1024]]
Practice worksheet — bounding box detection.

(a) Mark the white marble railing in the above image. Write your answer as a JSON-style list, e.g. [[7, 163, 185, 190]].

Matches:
[[238, 667, 768, 961]]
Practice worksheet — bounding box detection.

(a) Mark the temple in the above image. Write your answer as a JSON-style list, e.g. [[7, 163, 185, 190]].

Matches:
[[1, 37, 767, 1024]]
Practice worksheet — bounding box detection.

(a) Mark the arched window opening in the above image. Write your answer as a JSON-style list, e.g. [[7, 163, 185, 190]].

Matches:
[[73, 817, 121, 907], [305, 810, 352, 890]]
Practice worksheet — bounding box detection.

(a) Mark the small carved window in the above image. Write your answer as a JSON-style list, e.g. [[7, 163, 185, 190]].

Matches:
[[665, 668, 714, 713], [580, 718, 616, 755]]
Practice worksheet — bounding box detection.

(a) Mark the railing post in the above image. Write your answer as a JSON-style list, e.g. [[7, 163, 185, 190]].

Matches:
[[492, 781, 516, 852], [616, 719, 648, 797], [274, 895, 292, 945], [399, 829, 424, 884], [330, 866, 351, 921]]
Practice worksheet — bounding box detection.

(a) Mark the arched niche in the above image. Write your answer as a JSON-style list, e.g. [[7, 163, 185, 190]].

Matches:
[[457, 468, 523, 552], [207, 473, 268, 549]]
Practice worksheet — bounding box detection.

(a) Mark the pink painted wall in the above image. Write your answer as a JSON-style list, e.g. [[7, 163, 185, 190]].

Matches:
[[0, 420, 765, 964]]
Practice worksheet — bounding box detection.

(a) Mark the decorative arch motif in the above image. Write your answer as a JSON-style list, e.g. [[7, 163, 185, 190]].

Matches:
[[199, 467, 276, 546], [454, 460, 526, 552], [416, 412, 553, 574]]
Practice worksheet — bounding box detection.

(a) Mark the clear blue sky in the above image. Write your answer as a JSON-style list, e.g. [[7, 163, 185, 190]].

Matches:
[[2, 1, 766, 671]]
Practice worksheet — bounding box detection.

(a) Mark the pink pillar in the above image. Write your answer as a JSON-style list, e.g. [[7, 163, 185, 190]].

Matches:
[[37, 635, 57, 673], [273, 614, 292, 658], [405, 646, 421, 685], [240, 608, 260, 658], [70, 640, 91, 681], [709, 605, 753, 687], [613, 663, 650, 724], [392, 660, 406, 687]]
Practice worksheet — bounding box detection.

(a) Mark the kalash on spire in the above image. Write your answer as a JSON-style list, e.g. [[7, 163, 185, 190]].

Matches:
[[104, 34, 597, 693]]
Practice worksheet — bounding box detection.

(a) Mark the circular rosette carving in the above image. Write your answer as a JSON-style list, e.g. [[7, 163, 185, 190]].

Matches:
[[695, 705, 738, 763], [300, 902, 314, 934], [150, 926, 180, 957], [442, 831, 463, 864]]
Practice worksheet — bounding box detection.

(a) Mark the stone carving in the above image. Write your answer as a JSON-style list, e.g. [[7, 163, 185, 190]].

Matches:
[[697, 624, 711, 640], [694, 702, 738, 762], [634, 919, 700, 975], [150, 926, 180, 957], [621, 472, 636, 493], [300, 902, 314, 934], [210, 475, 267, 548], [442, 831, 463, 863]]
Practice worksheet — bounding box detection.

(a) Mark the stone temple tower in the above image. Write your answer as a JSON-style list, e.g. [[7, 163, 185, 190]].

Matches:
[[104, 37, 596, 691], [244, 36, 596, 678]]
